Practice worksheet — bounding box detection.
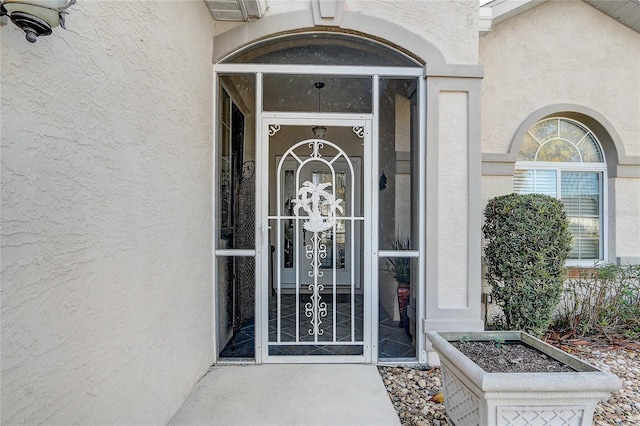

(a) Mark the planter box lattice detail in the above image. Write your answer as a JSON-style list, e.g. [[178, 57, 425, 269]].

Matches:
[[427, 331, 621, 426], [499, 407, 583, 425], [442, 367, 480, 424]]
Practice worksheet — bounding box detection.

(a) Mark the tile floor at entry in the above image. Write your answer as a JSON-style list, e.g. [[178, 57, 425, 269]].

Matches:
[[220, 294, 415, 359]]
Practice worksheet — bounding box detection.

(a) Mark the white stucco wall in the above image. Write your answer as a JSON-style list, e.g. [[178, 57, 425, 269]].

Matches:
[[613, 178, 640, 259], [214, 0, 480, 64], [480, 0, 640, 261], [1, 1, 214, 424], [438, 91, 470, 308], [480, 0, 640, 157], [344, 0, 479, 64]]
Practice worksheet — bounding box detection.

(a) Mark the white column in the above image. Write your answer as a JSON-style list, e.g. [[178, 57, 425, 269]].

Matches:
[[423, 68, 485, 360]]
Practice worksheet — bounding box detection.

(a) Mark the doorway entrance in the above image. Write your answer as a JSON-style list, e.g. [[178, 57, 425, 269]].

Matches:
[[214, 33, 425, 364], [262, 117, 371, 362]]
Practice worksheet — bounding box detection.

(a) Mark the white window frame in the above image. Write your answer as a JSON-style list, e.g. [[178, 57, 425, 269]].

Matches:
[[514, 118, 608, 267]]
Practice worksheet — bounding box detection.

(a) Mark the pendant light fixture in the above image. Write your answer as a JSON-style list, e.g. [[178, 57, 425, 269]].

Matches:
[[311, 81, 327, 139]]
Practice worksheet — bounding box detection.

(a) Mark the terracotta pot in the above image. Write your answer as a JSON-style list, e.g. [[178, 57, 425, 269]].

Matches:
[[397, 287, 410, 326]]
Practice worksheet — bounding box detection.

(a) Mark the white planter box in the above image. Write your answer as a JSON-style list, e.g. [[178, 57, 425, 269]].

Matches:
[[426, 331, 621, 426]]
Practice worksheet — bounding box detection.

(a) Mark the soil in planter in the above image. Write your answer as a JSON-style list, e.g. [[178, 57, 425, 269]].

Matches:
[[451, 341, 577, 373]]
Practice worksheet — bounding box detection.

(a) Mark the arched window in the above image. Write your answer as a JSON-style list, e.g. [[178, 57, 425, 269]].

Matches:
[[223, 32, 422, 66], [514, 117, 607, 263]]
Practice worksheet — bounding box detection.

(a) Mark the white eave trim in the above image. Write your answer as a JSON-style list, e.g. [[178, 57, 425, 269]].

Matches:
[[479, 0, 547, 35], [205, 0, 268, 22], [479, 6, 492, 36], [481, 0, 640, 35]]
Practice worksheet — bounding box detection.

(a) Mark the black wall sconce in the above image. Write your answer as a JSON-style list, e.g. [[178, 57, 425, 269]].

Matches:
[[379, 172, 387, 190]]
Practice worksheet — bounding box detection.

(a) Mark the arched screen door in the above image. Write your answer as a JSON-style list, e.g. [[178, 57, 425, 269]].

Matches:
[[262, 116, 372, 362]]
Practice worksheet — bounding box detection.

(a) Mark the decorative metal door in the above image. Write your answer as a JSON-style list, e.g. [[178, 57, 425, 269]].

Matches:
[[262, 118, 371, 362]]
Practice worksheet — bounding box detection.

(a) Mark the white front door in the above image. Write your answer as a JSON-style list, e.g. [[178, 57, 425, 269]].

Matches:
[[260, 116, 372, 362]]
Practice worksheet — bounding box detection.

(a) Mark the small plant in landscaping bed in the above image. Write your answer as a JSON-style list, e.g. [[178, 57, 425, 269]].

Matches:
[[553, 263, 640, 340], [483, 193, 572, 337]]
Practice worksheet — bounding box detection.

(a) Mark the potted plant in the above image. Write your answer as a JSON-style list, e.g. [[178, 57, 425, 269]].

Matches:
[[425, 194, 620, 424], [385, 236, 410, 327], [427, 330, 621, 426]]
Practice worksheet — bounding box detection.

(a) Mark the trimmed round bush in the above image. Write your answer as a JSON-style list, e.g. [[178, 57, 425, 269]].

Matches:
[[483, 193, 572, 336]]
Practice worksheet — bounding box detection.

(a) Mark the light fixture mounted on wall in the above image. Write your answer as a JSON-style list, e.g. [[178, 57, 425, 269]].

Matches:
[[1, 0, 76, 43], [311, 81, 327, 139]]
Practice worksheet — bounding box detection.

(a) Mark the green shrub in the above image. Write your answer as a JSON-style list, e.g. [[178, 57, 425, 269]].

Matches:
[[483, 193, 572, 337], [553, 263, 640, 339]]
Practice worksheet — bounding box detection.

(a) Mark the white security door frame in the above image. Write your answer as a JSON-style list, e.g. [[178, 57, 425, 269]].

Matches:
[[259, 114, 373, 363], [213, 64, 426, 364]]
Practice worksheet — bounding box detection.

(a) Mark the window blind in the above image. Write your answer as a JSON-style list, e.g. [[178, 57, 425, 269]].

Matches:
[[513, 169, 556, 197], [562, 172, 600, 260]]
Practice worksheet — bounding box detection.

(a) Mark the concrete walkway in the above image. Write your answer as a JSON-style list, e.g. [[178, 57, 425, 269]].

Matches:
[[168, 364, 401, 426]]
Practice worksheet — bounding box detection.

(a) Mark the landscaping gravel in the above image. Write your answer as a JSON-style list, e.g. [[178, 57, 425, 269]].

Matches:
[[378, 365, 449, 426], [379, 342, 640, 425], [572, 343, 640, 425]]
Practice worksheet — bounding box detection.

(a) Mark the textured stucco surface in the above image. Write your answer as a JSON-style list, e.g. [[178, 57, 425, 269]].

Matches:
[[613, 178, 640, 258], [438, 91, 469, 309], [6, 3, 636, 422], [214, 0, 479, 64], [480, 0, 640, 262], [480, 0, 640, 157], [480, 175, 512, 206], [345, 0, 479, 64], [1, 1, 214, 424]]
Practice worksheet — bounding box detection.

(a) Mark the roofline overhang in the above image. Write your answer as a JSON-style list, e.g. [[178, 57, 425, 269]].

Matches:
[[204, 0, 268, 22], [480, 0, 640, 35]]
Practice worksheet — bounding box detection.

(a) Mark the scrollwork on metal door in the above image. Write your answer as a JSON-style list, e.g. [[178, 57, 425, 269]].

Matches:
[[293, 180, 343, 337], [274, 134, 358, 344], [304, 234, 328, 336]]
